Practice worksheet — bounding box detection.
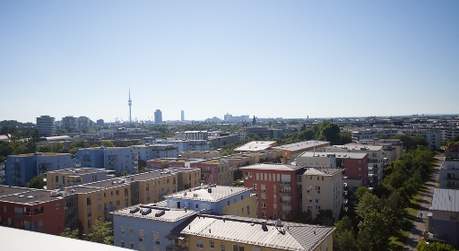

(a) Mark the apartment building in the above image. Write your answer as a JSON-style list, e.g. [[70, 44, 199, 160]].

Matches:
[[297, 152, 369, 188], [0, 188, 65, 235], [113, 205, 197, 250], [428, 188, 459, 247], [76, 147, 138, 174], [165, 185, 256, 218], [131, 144, 178, 162], [5, 152, 74, 186], [176, 131, 209, 141], [36, 115, 55, 137], [46, 167, 113, 189], [272, 140, 330, 163], [180, 214, 335, 251], [301, 168, 343, 219], [439, 159, 459, 189], [240, 163, 303, 220]]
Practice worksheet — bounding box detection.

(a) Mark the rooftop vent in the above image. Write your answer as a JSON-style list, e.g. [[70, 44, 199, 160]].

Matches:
[[140, 208, 152, 215], [207, 188, 212, 193], [155, 210, 165, 217], [18, 195, 24, 198], [26, 195, 34, 199], [261, 221, 268, 231], [129, 207, 140, 214]]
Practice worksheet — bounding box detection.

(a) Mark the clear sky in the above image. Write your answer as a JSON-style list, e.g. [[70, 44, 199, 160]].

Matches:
[[1, 0, 458, 123]]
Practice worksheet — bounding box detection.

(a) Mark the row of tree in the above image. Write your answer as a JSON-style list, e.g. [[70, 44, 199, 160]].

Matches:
[[62, 221, 113, 245], [335, 146, 435, 251], [280, 121, 352, 145]]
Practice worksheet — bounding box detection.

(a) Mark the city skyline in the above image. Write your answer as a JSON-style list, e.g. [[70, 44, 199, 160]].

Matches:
[[1, 0, 458, 122]]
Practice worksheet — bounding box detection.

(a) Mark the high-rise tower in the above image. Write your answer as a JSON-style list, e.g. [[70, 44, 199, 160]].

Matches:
[[128, 89, 132, 124]]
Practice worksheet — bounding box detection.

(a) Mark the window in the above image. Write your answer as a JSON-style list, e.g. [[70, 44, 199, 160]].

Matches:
[[210, 240, 215, 249], [196, 240, 204, 249], [221, 244, 226, 251], [121, 241, 125, 247], [233, 245, 245, 251]]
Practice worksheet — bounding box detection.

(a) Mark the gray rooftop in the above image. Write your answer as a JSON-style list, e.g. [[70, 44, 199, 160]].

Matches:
[[234, 141, 277, 152], [47, 167, 109, 176], [0, 186, 32, 198], [300, 151, 367, 159], [0, 189, 64, 205], [272, 140, 329, 152], [166, 185, 252, 202], [0, 226, 130, 251], [303, 168, 342, 177], [431, 188, 459, 212], [113, 205, 196, 222], [181, 214, 334, 251], [240, 163, 302, 172]]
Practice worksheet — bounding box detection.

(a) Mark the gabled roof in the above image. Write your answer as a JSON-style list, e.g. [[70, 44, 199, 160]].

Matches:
[[431, 188, 459, 212], [181, 215, 334, 251]]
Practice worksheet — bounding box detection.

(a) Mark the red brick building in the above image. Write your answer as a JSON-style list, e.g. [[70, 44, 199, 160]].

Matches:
[[335, 152, 369, 187], [0, 188, 65, 235], [239, 163, 303, 220]]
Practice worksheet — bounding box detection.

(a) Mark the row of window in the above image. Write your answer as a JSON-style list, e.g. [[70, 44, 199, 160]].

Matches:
[[196, 240, 260, 251]]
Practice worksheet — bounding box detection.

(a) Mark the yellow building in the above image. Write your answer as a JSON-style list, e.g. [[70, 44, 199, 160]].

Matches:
[[64, 169, 201, 233], [46, 168, 112, 189], [180, 215, 334, 251]]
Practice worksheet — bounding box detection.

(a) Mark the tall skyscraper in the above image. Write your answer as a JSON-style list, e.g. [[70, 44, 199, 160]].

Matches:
[[181, 110, 185, 121], [36, 115, 55, 137], [154, 109, 162, 124], [128, 89, 132, 124]]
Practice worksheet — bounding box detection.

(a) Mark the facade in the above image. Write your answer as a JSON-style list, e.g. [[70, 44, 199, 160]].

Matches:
[[36, 115, 55, 137], [46, 167, 112, 189], [131, 144, 179, 161], [301, 168, 343, 219], [76, 147, 105, 168], [191, 159, 233, 186], [297, 152, 369, 188], [61, 116, 78, 132], [295, 153, 337, 169], [439, 160, 459, 189], [176, 131, 209, 141], [272, 140, 330, 163], [5, 153, 74, 186], [428, 188, 459, 247], [240, 163, 303, 220], [180, 214, 335, 251], [165, 185, 257, 218], [113, 205, 197, 250], [154, 109, 163, 124], [104, 147, 138, 174], [155, 139, 210, 153], [0, 188, 66, 235]]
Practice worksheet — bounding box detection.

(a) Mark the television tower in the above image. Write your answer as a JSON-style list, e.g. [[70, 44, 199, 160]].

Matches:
[[128, 89, 132, 124]]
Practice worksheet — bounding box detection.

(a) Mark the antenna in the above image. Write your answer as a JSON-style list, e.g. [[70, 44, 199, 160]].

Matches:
[[128, 89, 132, 124]]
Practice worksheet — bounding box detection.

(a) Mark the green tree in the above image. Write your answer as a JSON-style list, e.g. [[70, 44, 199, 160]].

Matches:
[[61, 228, 80, 239], [87, 220, 113, 245], [417, 240, 458, 251], [356, 192, 392, 251], [334, 216, 357, 251], [27, 175, 46, 189], [316, 122, 341, 144]]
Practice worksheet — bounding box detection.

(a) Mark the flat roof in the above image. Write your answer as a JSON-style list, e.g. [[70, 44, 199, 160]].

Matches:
[[300, 151, 367, 159], [0, 190, 63, 205], [431, 188, 459, 212], [8, 152, 72, 157], [239, 163, 301, 172], [126, 170, 175, 182], [234, 141, 276, 152], [303, 168, 342, 177], [272, 140, 329, 152], [340, 143, 383, 151], [0, 186, 32, 198], [0, 226, 130, 251], [113, 205, 196, 222], [166, 185, 251, 203], [47, 167, 109, 176], [181, 214, 334, 251]]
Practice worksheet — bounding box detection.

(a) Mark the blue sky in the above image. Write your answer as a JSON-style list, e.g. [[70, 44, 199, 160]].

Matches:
[[1, 0, 458, 122]]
